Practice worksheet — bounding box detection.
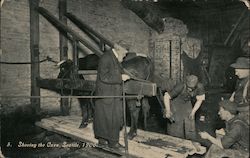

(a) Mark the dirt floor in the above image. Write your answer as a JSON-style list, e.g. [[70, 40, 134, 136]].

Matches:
[[1, 88, 230, 158]]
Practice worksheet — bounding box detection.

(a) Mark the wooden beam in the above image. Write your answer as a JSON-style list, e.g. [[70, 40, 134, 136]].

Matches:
[[66, 13, 114, 48], [29, 0, 40, 114], [169, 40, 172, 79], [72, 40, 79, 74], [59, 0, 69, 116], [59, 0, 68, 61], [37, 78, 96, 92], [224, 10, 247, 46], [65, 13, 100, 47], [125, 80, 157, 96], [37, 78, 156, 96], [37, 7, 103, 57], [65, 33, 92, 55]]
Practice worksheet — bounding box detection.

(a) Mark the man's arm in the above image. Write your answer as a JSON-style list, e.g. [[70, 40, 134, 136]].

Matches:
[[199, 132, 223, 149], [189, 83, 206, 119], [229, 92, 235, 102], [190, 94, 205, 119], [221, 123, 242, 149], [163, 82, 184, 118], [200, 123, 242, 149], [163, 92, 172, 118]]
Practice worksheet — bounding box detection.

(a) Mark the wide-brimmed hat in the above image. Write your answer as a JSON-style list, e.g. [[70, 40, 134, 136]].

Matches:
[[219, 100, 237, 115], [230, 57, 250, 69], [186, 75, 198, 88]]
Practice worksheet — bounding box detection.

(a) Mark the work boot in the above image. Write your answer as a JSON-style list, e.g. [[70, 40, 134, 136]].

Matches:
[[79, 122, 88, 128], [108, 141, 124, 152], [128, 131, 137, 140], [97, 138, 108, 148]]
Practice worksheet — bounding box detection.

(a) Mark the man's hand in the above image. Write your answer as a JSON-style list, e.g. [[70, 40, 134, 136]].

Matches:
[[229, 96, 234, 102], [122, 74, 130, 81], [163, 109, 173, 119], [189, 112, 195, 120], [229, 92, 235, 102], [137, 95, 144, 100], [199, 131, 210, 140], [215, 128, 225, 138]]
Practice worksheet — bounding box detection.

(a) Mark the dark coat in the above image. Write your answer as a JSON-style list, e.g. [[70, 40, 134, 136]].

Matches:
[[234, 77, 249, 107], [93, 50, 124, 142]]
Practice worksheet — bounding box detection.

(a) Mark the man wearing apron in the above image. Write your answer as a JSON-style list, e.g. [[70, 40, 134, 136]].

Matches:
[[163, 75, 205, 139]]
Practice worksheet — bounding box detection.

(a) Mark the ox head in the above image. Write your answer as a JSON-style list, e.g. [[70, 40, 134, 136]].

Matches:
[[57, 59, 74, 79]]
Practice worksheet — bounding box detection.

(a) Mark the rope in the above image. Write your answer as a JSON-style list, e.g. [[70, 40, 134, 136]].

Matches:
[[0, 56, 58, 64]]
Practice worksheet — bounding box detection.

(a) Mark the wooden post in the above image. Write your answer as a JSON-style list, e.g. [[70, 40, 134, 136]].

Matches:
[[59, 0, 69, 115], [99, 40, 105, 52], [73, 40, 79, 74], [179, 38, 182, 81], [29, 0, 40, 114], [169, 40, 172, 79]]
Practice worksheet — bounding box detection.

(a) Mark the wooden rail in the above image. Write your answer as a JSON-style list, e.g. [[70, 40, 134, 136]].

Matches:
[[65, 12, 114, 48], [37, 7, 103, 57]]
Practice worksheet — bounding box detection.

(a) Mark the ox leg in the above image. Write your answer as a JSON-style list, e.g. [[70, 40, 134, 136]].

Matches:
[[142, 98, 150, 130], [87, 100, 93, 122], [79, 98, 89, 128], [127, 100, 140, 140]]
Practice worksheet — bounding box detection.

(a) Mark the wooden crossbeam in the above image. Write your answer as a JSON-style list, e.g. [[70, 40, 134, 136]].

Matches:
[[37, 77, 156, 96], [66, 13, 114, 48], [37, 7, 103, 57], [37, 78, 96, 92]]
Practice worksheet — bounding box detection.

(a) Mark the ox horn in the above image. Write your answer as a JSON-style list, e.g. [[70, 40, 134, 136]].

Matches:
[[56, 60, 66, 68]]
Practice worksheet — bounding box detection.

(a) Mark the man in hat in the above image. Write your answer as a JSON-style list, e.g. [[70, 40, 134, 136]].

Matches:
[[229, 57, 249, 124], [163, 75, 205, 139], [93, 43, 130, 151], [199, 100, 249, 158]]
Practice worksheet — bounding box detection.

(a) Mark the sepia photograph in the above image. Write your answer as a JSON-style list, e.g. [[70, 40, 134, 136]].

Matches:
[[0, 0, 249, 157]]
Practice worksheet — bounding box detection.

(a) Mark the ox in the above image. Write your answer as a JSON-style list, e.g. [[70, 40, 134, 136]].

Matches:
[[57, 53, 153, 138], [57, 54, 98, 128]]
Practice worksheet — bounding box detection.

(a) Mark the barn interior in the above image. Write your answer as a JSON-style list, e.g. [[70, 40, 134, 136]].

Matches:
[[0, 0, 249, 157]]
